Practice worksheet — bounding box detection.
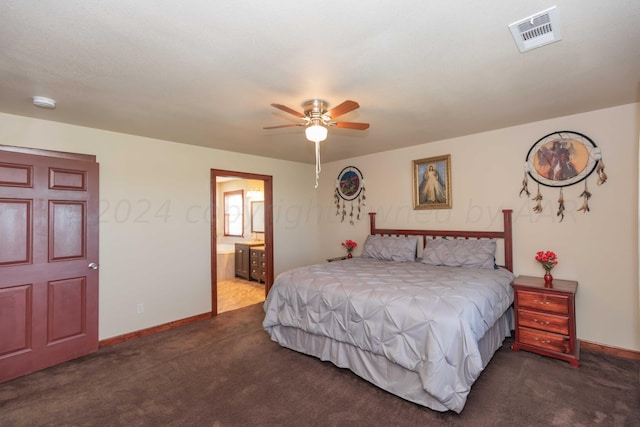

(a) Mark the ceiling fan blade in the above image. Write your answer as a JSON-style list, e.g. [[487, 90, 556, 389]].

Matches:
[[327, 100, 360, 119], [263, 123, 303, 129], [331, 121, 370, 130], [271, 103, 305, 118]]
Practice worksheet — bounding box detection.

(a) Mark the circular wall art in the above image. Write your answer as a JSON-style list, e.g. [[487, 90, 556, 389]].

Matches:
[[336, 166, 364, 201], [525, 130, 600, 188], [334, 166, 366, 225]]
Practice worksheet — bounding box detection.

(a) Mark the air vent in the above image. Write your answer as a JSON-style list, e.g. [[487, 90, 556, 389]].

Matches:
[[509, 6, 562, 53]]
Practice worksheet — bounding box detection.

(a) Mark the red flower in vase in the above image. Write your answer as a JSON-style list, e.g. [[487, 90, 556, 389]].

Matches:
[[535, 250, 558, 271], [341, 239, 357, 257]]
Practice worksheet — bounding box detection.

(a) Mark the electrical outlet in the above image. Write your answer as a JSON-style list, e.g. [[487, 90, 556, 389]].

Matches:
[[136, 303, 144, 314]]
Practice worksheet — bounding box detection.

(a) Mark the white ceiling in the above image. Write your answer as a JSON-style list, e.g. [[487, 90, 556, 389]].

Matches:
[[1, 1, 639, 164]]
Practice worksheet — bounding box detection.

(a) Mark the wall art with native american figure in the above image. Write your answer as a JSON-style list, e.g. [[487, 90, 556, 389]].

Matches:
[[520, 130, 607, 222]]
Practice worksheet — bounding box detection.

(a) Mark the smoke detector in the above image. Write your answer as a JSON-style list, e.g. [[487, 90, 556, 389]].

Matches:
[[32, 96, 56, 109], [509, 6, 562, 53]]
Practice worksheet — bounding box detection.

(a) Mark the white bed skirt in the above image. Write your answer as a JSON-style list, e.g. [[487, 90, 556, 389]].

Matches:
[[266, 306, 514, 413]]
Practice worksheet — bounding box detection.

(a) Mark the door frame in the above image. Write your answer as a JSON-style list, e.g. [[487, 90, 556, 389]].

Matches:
[[0, 144, 96, 163], [210, 169, 273, 315]]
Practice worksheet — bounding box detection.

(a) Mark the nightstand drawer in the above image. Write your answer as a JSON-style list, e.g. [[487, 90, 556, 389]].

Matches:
[[518, 327, 571, 354], [518, 309, 569, 335], [517, 290, 569, 315]]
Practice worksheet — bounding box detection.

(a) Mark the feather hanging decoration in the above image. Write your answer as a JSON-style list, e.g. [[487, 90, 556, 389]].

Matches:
[[349, 201, 354, 225], [519, 171, 530, 197], [356, 184, 365, 221], [532, 184, 543, 213], [577, 181, 591, 213], [557, 189, 565, 222], [596, 160, 608, 185]]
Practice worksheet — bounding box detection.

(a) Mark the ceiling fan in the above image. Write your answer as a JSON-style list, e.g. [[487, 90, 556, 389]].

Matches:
[[264, 99, 370, 188], [264, 99, 370, 140]]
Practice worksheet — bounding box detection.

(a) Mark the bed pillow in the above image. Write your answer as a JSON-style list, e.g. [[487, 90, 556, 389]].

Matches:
[[360, 235, 418, 262], [422, 238, 496, 269]]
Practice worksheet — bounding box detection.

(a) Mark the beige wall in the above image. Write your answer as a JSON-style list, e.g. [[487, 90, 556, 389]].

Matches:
[[319, 103, 640, 352], [0, 112, 318, 340], [2, 103, 639, 352]]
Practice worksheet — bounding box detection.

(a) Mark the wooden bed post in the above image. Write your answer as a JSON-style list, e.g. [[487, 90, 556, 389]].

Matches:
[[502, 209, 513, 272], [369, 212, 376, 235]]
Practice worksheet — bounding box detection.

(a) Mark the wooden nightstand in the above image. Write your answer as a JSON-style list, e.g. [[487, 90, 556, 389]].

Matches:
[[511, 275, 579, 367]]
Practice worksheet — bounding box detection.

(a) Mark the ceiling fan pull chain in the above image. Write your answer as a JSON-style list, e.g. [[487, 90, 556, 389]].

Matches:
[[314, 140, 321, 188]]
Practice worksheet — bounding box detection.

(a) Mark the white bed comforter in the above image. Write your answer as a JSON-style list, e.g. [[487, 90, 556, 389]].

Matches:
[[263, 258, 515, 412]]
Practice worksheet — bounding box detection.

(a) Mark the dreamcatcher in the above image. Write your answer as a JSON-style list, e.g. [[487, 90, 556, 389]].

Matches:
[[334, 166, 365, 225], [519, 130, 607, 222]]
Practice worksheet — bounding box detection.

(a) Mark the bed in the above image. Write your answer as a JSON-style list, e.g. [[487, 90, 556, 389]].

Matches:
[[263, 210, 515, 413]]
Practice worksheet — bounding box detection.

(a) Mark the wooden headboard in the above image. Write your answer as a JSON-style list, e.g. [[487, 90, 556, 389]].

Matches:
[[368, 209, 513, 272]]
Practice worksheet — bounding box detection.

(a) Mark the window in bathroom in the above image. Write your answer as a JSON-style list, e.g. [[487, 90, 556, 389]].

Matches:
[[224, 190, 244, 237]]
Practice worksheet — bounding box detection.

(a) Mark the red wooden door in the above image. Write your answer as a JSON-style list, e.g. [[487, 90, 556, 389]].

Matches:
[[0, 148, 99, 382]]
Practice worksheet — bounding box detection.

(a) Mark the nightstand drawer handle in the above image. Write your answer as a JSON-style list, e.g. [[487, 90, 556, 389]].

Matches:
[[534, 337, 552, 344], [533, 319, 550, 325], [533, 299, 549, 305]]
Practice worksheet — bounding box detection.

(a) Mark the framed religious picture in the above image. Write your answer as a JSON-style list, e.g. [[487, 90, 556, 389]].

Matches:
[[412, 155, 452, 210]]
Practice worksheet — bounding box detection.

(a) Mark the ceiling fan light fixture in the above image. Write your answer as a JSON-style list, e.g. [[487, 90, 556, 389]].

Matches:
[[305, 123, 327, 143]]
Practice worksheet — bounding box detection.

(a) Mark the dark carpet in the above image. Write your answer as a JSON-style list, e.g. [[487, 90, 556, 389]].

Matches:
[[1, 303, 638, 426]]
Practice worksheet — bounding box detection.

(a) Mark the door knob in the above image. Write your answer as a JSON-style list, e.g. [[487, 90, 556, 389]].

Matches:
[[88, 262, 99, 270]]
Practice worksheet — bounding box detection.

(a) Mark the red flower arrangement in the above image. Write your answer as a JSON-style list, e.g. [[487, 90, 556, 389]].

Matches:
[[535, 250, 558, 272], [341, 239, 357, 255]]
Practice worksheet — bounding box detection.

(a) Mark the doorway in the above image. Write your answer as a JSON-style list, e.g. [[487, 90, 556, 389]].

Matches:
[[210, 169, 273, 315]]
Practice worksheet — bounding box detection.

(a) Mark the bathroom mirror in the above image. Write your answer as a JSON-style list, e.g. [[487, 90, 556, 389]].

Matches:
[[251, 201, 265, 233]]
